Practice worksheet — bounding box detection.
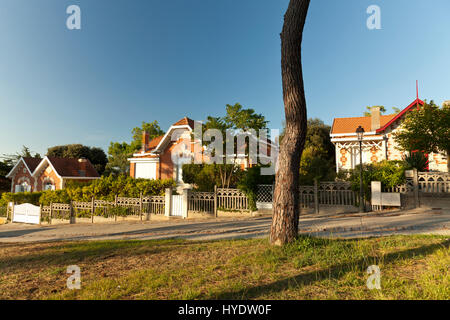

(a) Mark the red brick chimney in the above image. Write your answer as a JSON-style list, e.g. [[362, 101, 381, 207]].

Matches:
[[142, 131, 149, 152], [78, 158, 88, 176]]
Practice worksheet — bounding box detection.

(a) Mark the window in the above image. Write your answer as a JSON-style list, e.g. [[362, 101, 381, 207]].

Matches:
[[15, 182, 31, 193], [135, 162, 157, 179], [44, 182, 55, 191]]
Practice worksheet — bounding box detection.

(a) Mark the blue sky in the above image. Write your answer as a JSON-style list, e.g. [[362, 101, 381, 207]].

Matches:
[[0, 0, 449, 156]]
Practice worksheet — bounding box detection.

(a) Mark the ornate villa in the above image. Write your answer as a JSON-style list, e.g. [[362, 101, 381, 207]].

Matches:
[[330, 98, 448, 173]]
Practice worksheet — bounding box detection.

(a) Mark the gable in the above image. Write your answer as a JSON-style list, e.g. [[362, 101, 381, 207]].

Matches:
[[5, 157, 40, 178]]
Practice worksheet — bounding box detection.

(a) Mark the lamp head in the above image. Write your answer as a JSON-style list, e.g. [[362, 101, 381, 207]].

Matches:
[[356, 126, 365, 141]]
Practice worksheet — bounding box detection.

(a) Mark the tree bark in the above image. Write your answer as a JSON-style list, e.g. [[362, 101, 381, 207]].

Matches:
[[270, 0, 310, 246]]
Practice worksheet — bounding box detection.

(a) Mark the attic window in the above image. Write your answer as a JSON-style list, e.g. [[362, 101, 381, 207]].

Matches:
[[78, 170, 86, 177]]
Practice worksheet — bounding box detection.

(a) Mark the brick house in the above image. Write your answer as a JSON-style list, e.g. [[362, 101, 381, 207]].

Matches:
[[6, 156, 100, 193], [128, 117, 276, 184], [330, 98, 448, 172]]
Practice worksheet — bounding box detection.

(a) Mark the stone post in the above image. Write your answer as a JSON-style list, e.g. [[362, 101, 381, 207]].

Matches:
[[214, 185, 218, 218], [413, 168, 420, 208], [182, 189, 189, 219], [314, 179, 319, 214], [164, 188, 172, 217], [371, 181, 382, 211]]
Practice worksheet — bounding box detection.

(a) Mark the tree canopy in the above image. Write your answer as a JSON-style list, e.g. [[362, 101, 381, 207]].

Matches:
[[1, 146, 41, 167], [47, 144, 108, 175], [130, 121, 165, 151], [106, 121, 165, 176], [223, 103, 268, 131], [393, 100, 450, 171]]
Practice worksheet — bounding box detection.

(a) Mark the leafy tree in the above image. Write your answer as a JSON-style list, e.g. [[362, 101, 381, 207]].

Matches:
[[130, 121, 165, 151], [201, 104, 268, 188], [392, 107, 401, 114], [299, 119, 336, 184], [223, 103, 268, 131], [107, 121, 165, 176], [0, 161, 12, 178], [104, 142, 135, 176], [281, 118, 336, 185], [363, 106, 386, 117], [47, 144, 107, 175], [1, 146, 41, 167], [393, 100, 450, 171]]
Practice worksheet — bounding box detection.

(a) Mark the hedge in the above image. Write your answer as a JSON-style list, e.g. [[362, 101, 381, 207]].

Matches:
[[0, 175, 176, 206]]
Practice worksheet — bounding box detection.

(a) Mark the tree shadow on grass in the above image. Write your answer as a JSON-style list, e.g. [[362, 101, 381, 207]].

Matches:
[[208, 238, 450, 299], [0, 239, 186, 272]]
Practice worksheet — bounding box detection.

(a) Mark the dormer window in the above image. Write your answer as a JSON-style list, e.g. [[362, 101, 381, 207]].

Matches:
[[78, 170, 86, 177]]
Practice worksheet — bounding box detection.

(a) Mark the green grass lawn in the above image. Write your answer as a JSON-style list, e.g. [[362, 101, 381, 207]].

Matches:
[[0, 235, 448, 300]]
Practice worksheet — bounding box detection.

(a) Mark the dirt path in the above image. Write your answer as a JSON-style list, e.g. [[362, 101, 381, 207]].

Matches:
[[0, 208, 448, 243]]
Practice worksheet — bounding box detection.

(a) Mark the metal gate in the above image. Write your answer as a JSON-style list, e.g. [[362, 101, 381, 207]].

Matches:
[[12, 203, 41, 224], [171, 195, 184, 217]]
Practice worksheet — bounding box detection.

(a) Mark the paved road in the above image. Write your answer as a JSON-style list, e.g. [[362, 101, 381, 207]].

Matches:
[[0, 208, 449, 243]]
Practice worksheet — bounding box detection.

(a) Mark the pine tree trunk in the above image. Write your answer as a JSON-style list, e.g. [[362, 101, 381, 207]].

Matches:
[[447, 151, 450, 173], [270, 0, 310, 246]]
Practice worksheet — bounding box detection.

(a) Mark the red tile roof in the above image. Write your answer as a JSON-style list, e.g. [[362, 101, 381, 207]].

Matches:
[[331, 99, 425, 135], [147, 135, 164, 150], [47, 157, 100, 178], [173, 117, 195, 128], [331, 115, 396, 134], [22, 157, 42, 172]]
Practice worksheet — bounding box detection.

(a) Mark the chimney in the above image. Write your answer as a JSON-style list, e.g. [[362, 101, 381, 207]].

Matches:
[[78, 158, 88, 176], [142, 131, 149, 152], [371, 107, 381, 131]]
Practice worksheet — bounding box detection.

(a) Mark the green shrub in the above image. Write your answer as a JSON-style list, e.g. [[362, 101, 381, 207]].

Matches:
[[237, 166, 275, 211], [0, 192, 42, 206], [403, 152, 429, 171], [182, 164, 243, 191], [338, 160, 408, 199], [1, 175, 175, 206]]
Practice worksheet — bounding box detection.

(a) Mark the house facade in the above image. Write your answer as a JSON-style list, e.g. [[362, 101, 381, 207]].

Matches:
[[6, 156, 100, 193], [330, 99, 448, 172], [128, 117, 276, 184]]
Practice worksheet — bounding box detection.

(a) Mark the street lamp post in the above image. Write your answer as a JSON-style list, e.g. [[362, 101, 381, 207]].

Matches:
[[356, 126, 365, 212]]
